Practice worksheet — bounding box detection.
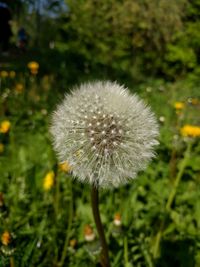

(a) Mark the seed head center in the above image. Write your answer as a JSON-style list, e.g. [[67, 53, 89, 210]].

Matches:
[[85, 114, 122, 154]]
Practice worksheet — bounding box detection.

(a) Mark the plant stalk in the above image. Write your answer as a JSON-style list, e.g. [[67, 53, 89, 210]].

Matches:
[[91, 185, 110, 267], [153, 141, 192, 259], [58, 180, 73, 267], [166, 141, 191, 211]]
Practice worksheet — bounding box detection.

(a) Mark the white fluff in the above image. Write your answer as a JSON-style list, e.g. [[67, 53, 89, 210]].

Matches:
[[50, 81, 159, 189]]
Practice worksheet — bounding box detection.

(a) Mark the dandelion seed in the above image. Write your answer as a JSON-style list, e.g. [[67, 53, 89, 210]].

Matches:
[[50, 81, 159, 188]]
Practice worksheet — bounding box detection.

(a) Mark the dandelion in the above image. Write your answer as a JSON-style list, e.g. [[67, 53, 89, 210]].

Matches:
[[0, 120, 11, 134], [50, 81, 159, 189], [15, 83, 24, 93], [174, 101, 185, 110], [180, 125, 200, 138], [187, 98, 199, 105], [9, 71, 16, 78], [50, 81, 158, 266], [27, 61, 39, 75], [59, 161, 72, 173], [0, 71, 8, 78], [1, 231, 11, 246], [43, 171, 55, 190]]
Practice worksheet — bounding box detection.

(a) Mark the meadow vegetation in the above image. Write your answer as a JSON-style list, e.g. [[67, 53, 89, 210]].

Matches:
[[0, 0, 200, 266]]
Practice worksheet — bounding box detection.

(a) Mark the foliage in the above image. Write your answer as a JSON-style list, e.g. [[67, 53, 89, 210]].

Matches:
[[1, 0, 200, 266], [55, 0, 186, 80], [49, 0, 200, 81]]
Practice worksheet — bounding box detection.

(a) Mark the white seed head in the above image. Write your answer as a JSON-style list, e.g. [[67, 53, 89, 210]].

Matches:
[[50, 81, 159, 189]]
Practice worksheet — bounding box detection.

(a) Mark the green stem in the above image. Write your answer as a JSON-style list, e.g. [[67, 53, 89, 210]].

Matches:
[[58, 180, 73, 267], [54, 169, 60, 216], [153, 141, 192, 259], [166, 141, 192, 211], [152, 221, 165, 259], [91, 186, 110, 267], [10, 257, 14, 267], [124, 236, 129, 266]]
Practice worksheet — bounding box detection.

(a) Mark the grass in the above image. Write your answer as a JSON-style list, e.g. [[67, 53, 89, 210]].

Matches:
[[0, 61, 200, 267]]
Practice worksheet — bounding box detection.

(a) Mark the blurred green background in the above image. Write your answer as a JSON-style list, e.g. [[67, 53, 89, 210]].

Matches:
[[0, 0, 200, 266]]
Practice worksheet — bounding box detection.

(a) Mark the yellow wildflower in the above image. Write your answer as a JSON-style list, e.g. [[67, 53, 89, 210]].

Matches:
[[0, 120, 11, 134], [0, 143, 4, 153], [59, 162, 72, 173], [43, 171, 55, 191], [188, 98, 199, 105], [15, 83, 24, 93], [0, 71, 8, 78], [9, 71, 16, 78], [180, 125, 200, 138], [1, 231, 11, 246], [27, 61, 39, 75], [174, 102, 185, 110]]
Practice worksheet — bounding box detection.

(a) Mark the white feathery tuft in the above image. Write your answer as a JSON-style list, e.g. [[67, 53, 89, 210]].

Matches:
[[50, 81, 159, 189]]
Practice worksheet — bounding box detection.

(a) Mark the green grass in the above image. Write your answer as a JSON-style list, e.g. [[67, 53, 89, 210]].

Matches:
[[0, 65, 200, 267]]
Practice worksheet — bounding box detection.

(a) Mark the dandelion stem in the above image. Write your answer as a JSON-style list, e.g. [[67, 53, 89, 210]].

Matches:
[[91, 185, 110, 267]]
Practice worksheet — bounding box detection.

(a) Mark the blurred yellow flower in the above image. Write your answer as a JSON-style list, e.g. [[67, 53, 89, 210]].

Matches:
[[59, 162, 72, 173], [188, 98, 199, 105], [27, 61, 39, 75], [0, 71, 8, 78], [1, 231, 11, 246], [0, 120, 11, 134], [174, 102, 185, 110], [0, 143, 4, 153], [180, 125, 200, 137], [9, 71, 16, 78], [43, 171, 55, 190], [15, 83, 24, 93]]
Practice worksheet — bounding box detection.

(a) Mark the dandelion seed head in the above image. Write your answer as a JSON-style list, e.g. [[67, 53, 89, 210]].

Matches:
[[50, 81, 159, 189]]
